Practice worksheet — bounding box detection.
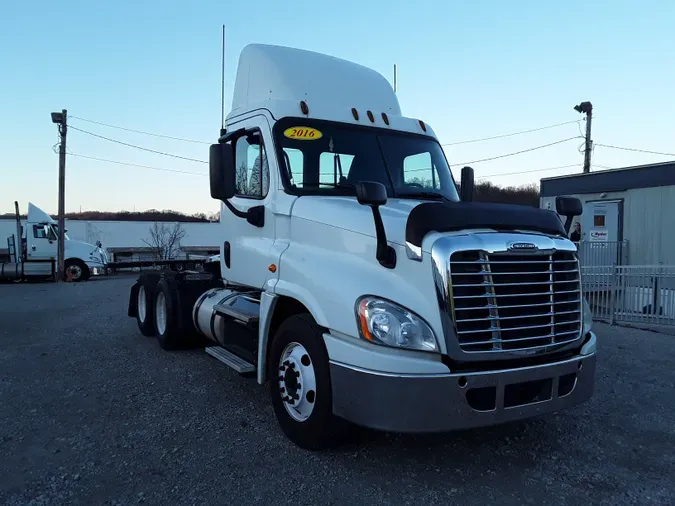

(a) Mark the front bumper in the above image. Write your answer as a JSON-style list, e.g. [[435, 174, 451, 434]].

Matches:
[[90, 266, 106, 276], [330, 332, 597, 433]]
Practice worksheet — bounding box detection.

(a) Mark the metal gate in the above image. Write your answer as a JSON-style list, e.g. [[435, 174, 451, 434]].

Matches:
[[582, 265, 675, 326]]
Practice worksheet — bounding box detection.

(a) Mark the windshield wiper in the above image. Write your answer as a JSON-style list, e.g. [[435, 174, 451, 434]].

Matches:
[[397, 191, 448, 201], [303, 182, 355, 188]]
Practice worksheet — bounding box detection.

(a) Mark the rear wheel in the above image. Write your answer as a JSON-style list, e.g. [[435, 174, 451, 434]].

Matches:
[[136, 274, 159, 336], [268, 313, 348, 450], [153, 276, 188, 350]]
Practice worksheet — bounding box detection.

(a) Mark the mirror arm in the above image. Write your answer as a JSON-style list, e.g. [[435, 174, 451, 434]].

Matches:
[[563, 216, 574, 235], [224, 199, 247, 219], [219, 127, 245, 144], [369, 205, 396, 269], [223, 200, 265, 228]]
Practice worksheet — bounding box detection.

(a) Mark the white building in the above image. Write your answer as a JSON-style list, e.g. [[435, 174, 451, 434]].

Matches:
[[0, 218, 220, 262], [540, 161, 675, 266]]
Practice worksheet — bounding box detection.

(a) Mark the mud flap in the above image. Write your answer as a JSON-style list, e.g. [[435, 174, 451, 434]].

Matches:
[[128, 282, 140, 318]]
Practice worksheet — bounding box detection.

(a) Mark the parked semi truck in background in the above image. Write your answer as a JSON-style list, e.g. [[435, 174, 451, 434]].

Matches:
[[127, 43, 596, 450], [0, 202, 107, 282]]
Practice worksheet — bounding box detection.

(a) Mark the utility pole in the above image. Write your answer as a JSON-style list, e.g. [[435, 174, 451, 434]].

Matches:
[[574, 101, 593, 173], [51, 109, 67, 281]]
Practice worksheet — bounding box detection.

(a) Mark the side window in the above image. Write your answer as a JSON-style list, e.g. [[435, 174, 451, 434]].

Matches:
[[33, 225, 47, 239], [33, 225, 57, 240], [318, 152, 355, 186], [403, 152, 439, 189], [234, 132, 269, 198]]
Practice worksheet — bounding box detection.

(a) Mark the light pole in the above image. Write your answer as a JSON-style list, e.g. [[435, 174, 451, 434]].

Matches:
[[51, 109, 67, 281], [574, 101, 593, 173]]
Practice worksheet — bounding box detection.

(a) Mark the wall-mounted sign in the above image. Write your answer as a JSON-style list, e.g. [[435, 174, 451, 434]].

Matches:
[[589, 229, 608, 242]]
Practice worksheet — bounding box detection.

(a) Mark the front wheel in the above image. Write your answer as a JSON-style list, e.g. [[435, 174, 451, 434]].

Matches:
[[268, 313, 348, 450], [65, 259, 90, 282]]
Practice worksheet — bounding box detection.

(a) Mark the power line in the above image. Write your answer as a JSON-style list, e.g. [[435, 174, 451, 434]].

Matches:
[[454, 136, 581, 166], [69, 126, 208, 164], [442, 120, 580, 146], [69, 153, 207, 176], [477, 163, 580, 179], [69, 115, 211, 144], [595, 143, 675, 158]]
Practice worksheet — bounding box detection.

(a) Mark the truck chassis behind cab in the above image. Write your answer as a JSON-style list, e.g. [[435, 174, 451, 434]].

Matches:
[[127, 43, 596, 450]]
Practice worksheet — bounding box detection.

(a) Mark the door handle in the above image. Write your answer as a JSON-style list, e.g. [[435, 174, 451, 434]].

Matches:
[[31, 245, 36, 251], [224, 241, 231, 268]]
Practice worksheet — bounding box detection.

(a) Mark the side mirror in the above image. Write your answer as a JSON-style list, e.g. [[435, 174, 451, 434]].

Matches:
[[209, 143, 236, 201], [460, 166, 474, 202], [556, 196, 582, 217], [355, 181, 387, 207], [355, 181, 395, 269], [555, 196, 583, 235]]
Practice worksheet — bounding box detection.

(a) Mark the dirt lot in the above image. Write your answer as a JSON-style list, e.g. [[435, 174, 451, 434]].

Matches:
[[0, 275, 673, 505]]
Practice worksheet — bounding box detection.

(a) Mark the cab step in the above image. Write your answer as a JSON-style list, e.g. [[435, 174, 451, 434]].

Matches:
[[205, 346, 256, 374]]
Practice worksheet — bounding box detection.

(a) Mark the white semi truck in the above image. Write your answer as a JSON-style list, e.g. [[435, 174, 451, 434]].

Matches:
[[0, 202, 107, 282], [127, 43, 596, 450]]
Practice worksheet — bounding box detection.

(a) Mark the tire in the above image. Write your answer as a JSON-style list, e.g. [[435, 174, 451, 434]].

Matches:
[[153, 276, 186, 351], [136, 274, 160, 336], [268, 313, 348, 450], [65, 259, 90, 282]]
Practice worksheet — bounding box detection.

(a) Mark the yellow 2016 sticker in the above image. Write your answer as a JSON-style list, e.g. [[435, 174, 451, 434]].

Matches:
[[283, 126, 323, 140]]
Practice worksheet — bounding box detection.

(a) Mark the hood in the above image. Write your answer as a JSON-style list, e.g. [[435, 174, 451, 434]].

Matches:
[[27, 203, 56, 224], [65, 239, 100, 256], [291, 196, 422, 246], [290, 196, 567, 250]]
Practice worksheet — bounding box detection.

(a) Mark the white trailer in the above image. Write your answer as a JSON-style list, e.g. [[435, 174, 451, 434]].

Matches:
[[0, 202, 107, 282], [127, 44, 597, 450]]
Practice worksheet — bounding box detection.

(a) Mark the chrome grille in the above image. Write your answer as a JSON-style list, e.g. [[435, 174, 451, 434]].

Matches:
[[449, 250, 582, 353]]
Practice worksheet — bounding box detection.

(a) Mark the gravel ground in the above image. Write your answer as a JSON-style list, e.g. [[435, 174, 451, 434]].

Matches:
[[1, 275, 673, 505]]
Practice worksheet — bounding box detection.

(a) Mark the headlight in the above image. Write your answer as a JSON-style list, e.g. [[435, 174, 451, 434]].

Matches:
[[355, 297, 438, 352], [582, 296, 593, 335]]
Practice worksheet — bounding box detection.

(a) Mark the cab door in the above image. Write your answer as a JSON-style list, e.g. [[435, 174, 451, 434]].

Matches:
[[27, 223, 57, 261], [219, 115, 278, 289]]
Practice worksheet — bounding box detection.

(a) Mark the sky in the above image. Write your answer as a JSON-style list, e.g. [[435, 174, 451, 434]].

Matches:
[[1, 0, 674, 215]]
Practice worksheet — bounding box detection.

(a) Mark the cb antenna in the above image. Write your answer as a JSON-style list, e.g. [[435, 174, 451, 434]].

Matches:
[[393, 64, 397, 94], [220, 24, 227, 137]]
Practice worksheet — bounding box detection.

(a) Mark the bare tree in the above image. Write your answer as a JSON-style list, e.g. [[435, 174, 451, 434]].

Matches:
[[142, 222, 186, 260]]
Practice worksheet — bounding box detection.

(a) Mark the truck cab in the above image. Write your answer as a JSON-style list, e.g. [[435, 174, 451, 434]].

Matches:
[[4, 203, 107, 281], [129, 43, 596, 450]]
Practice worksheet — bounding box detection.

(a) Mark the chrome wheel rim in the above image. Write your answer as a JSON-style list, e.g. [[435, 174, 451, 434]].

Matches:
[[155, 292, 167, 335], [68, 265, 82, 280], [138, 285, 147, 323], [278, 342, 316, 422]]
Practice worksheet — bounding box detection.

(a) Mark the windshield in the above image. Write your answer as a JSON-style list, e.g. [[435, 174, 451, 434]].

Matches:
[[273, 118, 460, 201], [51, 225, 70, 241]]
